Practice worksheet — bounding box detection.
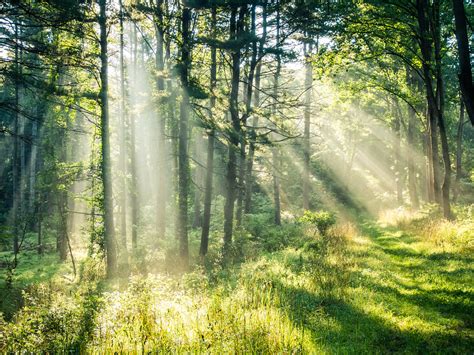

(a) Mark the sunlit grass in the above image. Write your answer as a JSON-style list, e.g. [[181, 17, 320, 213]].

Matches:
[[1, 216, 473, 353]]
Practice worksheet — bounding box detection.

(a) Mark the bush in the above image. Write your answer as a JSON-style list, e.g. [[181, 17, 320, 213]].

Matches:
[[298, 210, 336, 236]]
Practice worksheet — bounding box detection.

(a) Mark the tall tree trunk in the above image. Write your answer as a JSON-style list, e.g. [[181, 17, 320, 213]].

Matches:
[[224, 6, 246, 255], [177, 5, 191, 268], [452, 0, 474, 125], [130, 23, 139, 250], [12, 22, 20, 256], [272, 0, 281, 225], [244, 0, 267, 214], [416, 0, 442, 204], [303, 41, 313, 210], [407, 93, 420, 209], [433, 0, 452, 219], [200, 7, 217, 257], [155, 0, 167, 240], [454, 99, 464, 202], [236, 4, 258, 227], [118, 0, 128, 256], [192, 136, 203, 229], [425, 126, 435, 202], [99, 0, 117, 277], [394, 100, 403, 205], [29, 120, 38, 216]]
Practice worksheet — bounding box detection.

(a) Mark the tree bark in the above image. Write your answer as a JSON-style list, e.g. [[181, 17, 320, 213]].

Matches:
[[393, 100, 403, 205], [407, 83, 420, 209], [244, 1, 267, 214], [177, 6, 191, 268], [99, 0, 117, 277], [200, 7, 217, 257], [12, 22, 20, 255], [129, 23, 139, 250], [272, 0, 282, 225], [236, 4, 258, 227], [454, 100, 464, 202], [433, 0, 452, 219], [416, 0, 442, 205], [452, 0, 474, 125], [303, 41, 313, 210], [155, 0, 167, 240], [192, 136, 203, 229], [224, 6, 246, 255], [119, 0, 128, 256]]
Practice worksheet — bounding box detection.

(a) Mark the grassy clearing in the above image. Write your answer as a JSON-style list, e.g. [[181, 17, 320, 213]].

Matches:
[[1, 212, 473, 353]]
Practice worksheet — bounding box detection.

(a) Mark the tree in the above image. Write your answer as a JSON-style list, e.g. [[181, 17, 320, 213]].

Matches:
[[98, 0, 117, 277], [452, 0, 474, 125], [177, 4, 192, 268]]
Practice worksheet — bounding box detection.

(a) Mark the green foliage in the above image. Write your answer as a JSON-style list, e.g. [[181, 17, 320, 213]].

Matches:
[[298, 210, 336, 236]]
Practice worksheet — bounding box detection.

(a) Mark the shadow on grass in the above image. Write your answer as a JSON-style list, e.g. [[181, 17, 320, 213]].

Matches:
[[260, 221, 474, 352], [271, 279, 472, 353]]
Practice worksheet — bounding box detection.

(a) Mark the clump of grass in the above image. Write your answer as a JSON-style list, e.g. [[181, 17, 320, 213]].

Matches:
[[378, 205, 474, 254], [415, 218, 474, 254]]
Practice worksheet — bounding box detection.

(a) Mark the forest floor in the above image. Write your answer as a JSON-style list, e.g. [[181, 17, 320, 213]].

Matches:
[[1, 213, 473, 353]]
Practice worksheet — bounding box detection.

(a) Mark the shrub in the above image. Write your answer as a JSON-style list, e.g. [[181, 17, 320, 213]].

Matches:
[[298, 210, 336, 236]]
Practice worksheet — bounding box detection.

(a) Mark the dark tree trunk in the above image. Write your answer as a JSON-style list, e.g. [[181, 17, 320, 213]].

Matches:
[[416, 0, 442, 205], [224, 6, 246, 255], [130, 24, 139, 250], [118, 0, 128, 258], [407, 94, 420, 209], [12, 23, 20, 256], [452, 0, 474, 125], [99, 0, 117, 277], [393, 101, 403, 205], [200, 7, 217, 257], [454, 100, 464, 202], [155, 0, 167, 240], [272, 0, 282, 225], [177, 6, 191, 268], [303, 41, 313, 210], [244, 1, 267, 214], [433, 0, 452, 219], [236, 4, 258, 227], [192, 136, 203, 229]]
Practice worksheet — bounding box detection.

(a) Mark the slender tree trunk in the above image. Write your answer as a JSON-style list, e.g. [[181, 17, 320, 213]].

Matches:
[[99, 0, 117, 277], [454, 100, 464, 202], [155, 0, 167, 240], [425, 126, 434, 202], [416, 0, 442, 204], [130, 23, 139, 250], [224, 6, 246, 255], [118, 0, 128, 256], [244, 1, 267, 214], [236, 4, 258, 227], [394, 101, 403, 205], [407, 93, 420, 208], [433, 0, 452, 219], [29, 120, 38, 216], [177, 6, 191, 268], [57, 91, 68, 261], [200, 7, 217, 257], [452, 0, 474, 125], [303, 41, 313, 210], [192, 136, 203, 229], [272, 0, 281, 225], [12, 23, 20, 255]]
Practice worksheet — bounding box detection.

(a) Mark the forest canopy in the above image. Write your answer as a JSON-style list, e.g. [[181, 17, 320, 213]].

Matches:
[[0, 0, 473, 352]]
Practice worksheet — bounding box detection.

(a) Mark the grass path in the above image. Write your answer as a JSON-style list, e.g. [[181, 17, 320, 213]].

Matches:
[[2, 220, 473, 353], [327, 221, 474, 353]]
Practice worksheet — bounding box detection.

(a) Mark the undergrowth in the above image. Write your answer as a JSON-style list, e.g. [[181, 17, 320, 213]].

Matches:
[[1, 209, 473, 353]]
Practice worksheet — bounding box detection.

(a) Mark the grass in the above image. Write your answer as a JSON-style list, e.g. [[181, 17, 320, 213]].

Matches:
[[1, 213, 473, 353]]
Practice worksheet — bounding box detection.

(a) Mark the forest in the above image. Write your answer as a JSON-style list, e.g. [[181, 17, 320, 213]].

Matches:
[[0, 0, 473, 352]]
